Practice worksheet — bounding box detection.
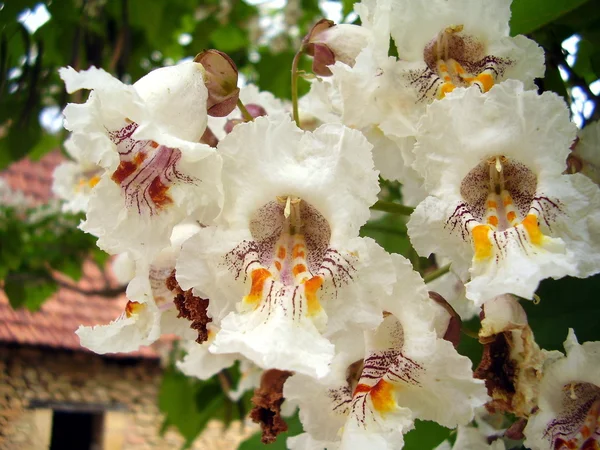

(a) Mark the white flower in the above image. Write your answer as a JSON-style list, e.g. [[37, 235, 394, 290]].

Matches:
[[382, 0, 544, 98], [571, 120, 600, 185], [524, 330, 600, 450], [176, 115, 395, 378], [76, 226, 197, 354], [52, 137, 103, 214], [60, 63, 223, 260], [408, 81, 600, 304], [284, 256, 487, 449]]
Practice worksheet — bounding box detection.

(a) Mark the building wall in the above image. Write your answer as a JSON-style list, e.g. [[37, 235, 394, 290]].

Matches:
[[0, 345, 251, 450]]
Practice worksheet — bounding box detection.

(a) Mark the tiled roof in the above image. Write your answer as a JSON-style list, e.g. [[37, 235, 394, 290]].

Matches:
[[0, 150, 159, 359]]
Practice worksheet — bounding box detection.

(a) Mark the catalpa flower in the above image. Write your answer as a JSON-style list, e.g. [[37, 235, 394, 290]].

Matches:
[[408, 81, 600, 304], [52, 137, 103, 214], [384, 0, 544, 100], [77, 225, 198, 353], [524, 330, 600, 450], [176, 115, 395, 378], [284, 256, 487, 450], [59, 63, 223, 260]]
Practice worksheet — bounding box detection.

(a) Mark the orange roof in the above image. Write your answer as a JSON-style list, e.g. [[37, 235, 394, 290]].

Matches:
[[0, 150, 159, 359]]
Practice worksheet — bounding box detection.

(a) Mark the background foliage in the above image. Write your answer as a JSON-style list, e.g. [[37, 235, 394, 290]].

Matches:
[[1, 0, 599, 448]]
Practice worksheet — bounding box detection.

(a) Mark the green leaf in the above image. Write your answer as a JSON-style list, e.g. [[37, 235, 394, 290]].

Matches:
[[238, 413, 303, 450], [510, 0, 590, 36], [403, 420, 452, 450], [573, 38, 598, 84], [523, 274, 600, 351], [210, 25, 249, 53], [4, 271, 58, 311]]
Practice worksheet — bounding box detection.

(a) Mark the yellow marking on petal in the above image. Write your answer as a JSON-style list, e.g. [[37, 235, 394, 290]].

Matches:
[[487, 215, 498, 227], [439, 82, 456, 97], [243, 268, 271, 307], [370, 379, 396, 414], [507, 211, 517, 223], [487, 200, 497, 208], [503, 196, 513, 206], [453, 61, 465, 74], [88, 175, 100, 188], [303, 276, 323, 316], [472, 225, 493, 260], [521, 214, 543, 246], [125, 301, 145, 318], [474, 73, 494, 92]]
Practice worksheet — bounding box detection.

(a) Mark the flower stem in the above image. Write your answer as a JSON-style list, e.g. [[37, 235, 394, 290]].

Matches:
[[237, 99, 254, 122], [370, 200, 415, 216], [291, 47, 305, 127], [423, 264, 451, 283]]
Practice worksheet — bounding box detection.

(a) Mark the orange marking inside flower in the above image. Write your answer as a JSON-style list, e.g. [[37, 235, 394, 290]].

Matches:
[[303, 276, 323, 316], [440, 82, 456, 97], [370, 379, 396, 414], [292, 264, 307, 277], [507, 211, 517, 222], [292, 244, 305, 259], [472, 225, 493, 260], [111, 161, 137, 184], [475, 73, 494, 92], [243, 268, 271, 306], [150, 141, 159, 148], [353, 383, 371, 396], [125, 301, 144, 318], [148, 177, 172, 209], [503, 197, 513, 206], [454, 62, 465, 74], [274, 261, 282, 271], [487, 215, 498, 227], [487, 200, 497, 208], [277, 246, 286, 259], [521, 214, 543, 246], [134, 151, 147, 165]]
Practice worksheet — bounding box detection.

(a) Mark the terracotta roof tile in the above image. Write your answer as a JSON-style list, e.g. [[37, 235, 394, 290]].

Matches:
[[0, 151, 159, 359]]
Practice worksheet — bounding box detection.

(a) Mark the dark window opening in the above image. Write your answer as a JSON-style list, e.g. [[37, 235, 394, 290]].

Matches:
[[49, 410, 104, 450]]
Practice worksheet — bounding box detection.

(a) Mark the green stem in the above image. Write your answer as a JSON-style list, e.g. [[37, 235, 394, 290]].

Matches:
[[370, 200, 415, 216], [237, 98, 253, 122], [461, 327, 480, 340], [291, 47, 304, 127], [423, 264, 451, 283], [361, 224, 407, 235]]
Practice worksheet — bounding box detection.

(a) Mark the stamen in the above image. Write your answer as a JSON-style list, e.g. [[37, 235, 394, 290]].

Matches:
[[495, 157, 502, 173], [284, 196, 292, 219]]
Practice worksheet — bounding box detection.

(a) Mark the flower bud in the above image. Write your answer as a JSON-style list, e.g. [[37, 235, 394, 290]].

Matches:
[[304, 19, 370, 76], [223, 103, 268, 134], [194, 49, 240, 117]]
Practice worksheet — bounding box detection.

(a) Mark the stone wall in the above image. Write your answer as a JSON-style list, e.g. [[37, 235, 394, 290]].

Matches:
[[0, 345, 252, 450]]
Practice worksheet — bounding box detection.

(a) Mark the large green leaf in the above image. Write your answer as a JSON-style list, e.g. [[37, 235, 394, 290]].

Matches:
[[510, 0, 590, 36]]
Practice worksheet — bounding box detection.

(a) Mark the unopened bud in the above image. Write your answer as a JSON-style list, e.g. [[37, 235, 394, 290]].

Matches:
[[223, 103, 268, 134], [194, 49, 240, 117], [304, 19, 370, 76]]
